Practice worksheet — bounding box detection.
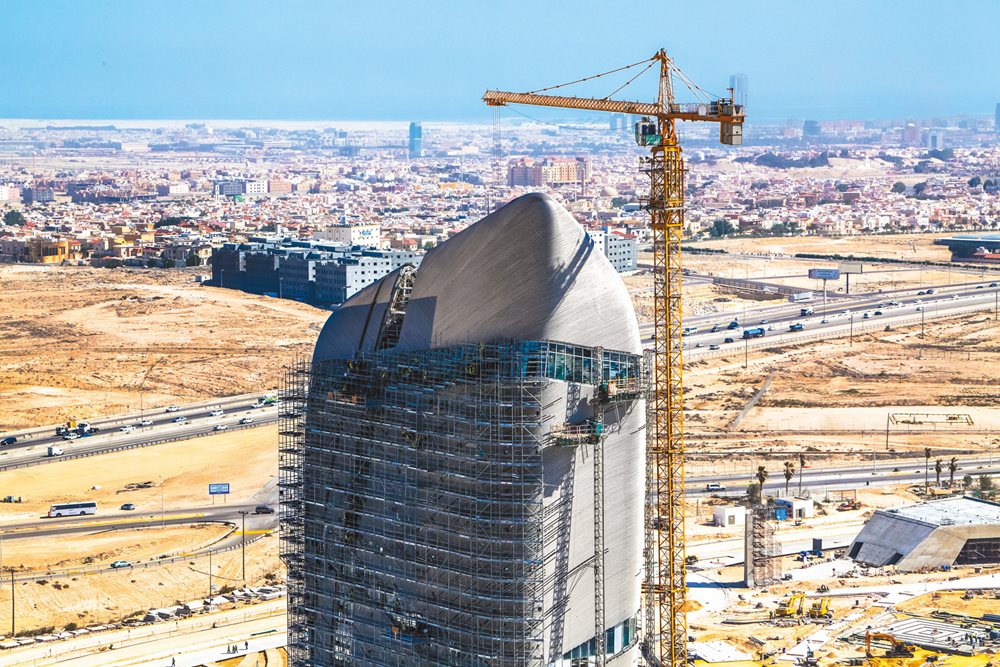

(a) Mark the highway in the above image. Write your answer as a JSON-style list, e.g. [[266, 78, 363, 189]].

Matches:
[[636, 281, 1000, 352], [687, 455, 1000, 497], [0, 399, 280, 471]]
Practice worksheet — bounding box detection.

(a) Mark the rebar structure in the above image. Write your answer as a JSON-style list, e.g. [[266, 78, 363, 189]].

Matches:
[[750, 504, 778, 587]]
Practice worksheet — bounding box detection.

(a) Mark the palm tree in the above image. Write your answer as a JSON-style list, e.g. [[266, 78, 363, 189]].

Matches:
[[783, 461, 795, 496], [756, 465, 769, 504], [935, 458, 943, 487], [948, 457, 959, 487], [924, 447, 932, 490]]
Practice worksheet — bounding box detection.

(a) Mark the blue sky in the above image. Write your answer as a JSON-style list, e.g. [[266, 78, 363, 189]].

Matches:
[[1, 0, 997, 122]]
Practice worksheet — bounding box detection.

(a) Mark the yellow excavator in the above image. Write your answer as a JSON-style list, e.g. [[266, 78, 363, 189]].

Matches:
[[865, 632, 915, 659], [807, 597, 832, 619], [771, 593, 805, 619]]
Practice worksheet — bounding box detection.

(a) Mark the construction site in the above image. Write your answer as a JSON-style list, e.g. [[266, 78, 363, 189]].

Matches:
[[271, 49, 1000, 667]]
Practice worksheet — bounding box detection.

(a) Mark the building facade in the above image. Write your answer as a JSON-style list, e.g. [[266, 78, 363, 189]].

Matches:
[[280, 193, 645, 666]]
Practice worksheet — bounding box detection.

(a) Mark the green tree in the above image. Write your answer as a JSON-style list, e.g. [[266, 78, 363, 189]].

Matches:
[[979, 474, 994, 492], [934, 458, 943, 487], [162, 258, 176, 269], [711, 219, 737, 238], [913, 182, 928, 196], [948, 457, 959, 487], [968, 176, 982, 188], [891, 182, 906, 194], [3, 210, 26, 226], [755, 465, 769, 504], [924, 447, 932, 490], [963, 474, 974, 488], [185, 253, 202, 267], [746, 482, 761, 505], [783, 461, 795, 496]]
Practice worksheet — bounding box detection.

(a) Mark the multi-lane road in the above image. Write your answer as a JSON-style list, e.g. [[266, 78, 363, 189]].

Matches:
[[0, 394, 279, 470], [637, 280, 1000, 352]]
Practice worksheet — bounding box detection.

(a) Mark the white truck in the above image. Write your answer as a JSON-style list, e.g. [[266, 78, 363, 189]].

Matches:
[[47, 446, 64, 457]]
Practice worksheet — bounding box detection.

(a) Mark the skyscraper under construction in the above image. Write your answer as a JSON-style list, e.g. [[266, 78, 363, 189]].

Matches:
[[280, 193, 646, 666]]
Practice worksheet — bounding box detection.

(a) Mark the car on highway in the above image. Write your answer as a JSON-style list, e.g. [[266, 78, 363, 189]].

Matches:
[[239, 417, 254, 425], [889, 301, 901, 306], [708, 344, 720, 350], [841, 309, 849, 314], [173, 416, 188, 423], [110, 560, 132, 569], [723, 337, 735, 344], [213, 424, 229, 431], [0, 436, 17, 447], [209, 409, 224, 417], [119, 425, 134, 433], [705, 483, 727, 492], [710, 324, 721, 333], [977, 285, 984, 289], [991, 283, 998, 287], [695, 342, 703, 348], [916, 305, 925, 311], [62, 432, 80, 440], [873, 310, 883, 316], [862, 312, 871, 319], [165, 406, 180, 413], [926, 288, 935, 294], [254, 505, 275, 514], [820, 318, 829, 324], [917, 290, 926, 295], [137, 419, 152, 426], [120, 503, 135, 511], [759, 319, 769, 324]]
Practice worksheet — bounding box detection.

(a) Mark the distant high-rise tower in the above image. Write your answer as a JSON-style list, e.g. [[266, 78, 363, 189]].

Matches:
[[995, 103, 1000, 132], [729, 73, 748, 109], [408, 121, 423, 158]]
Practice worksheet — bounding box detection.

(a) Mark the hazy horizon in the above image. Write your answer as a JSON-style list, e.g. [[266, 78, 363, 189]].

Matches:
[[1, 0, 998, 123]]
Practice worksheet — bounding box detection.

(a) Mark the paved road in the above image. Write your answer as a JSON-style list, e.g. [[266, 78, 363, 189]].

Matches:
[[647, 282, 1000, 352], [0, 403, 279, 470], [4, 598, 287, 666], [686, 455, 1000, 496]]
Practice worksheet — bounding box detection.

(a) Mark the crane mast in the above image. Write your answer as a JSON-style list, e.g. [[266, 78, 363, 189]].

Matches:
[[484, 49, 744, 667]]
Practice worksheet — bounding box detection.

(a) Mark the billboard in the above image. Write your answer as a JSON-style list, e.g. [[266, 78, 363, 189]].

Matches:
[[209, 483, 230, 495], [808, 268, 841, 280], [839, 262, 864, 274]]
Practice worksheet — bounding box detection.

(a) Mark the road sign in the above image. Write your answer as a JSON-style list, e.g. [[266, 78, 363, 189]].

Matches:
[[808, 268, 841, 280], [839, 262, 863, 274], [209, 483, 230, 495]]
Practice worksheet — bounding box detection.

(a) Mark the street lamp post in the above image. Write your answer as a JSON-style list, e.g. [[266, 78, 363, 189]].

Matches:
[[238, 510, 249, 585], [849, 313, 854, 347]]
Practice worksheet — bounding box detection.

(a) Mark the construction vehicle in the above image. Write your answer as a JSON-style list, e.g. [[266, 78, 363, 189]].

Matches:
[[484, 49, 744, 667], [839, 499, 862, 511], [807, 597, 832, 619], [771, 593, 806, 618], [865, 632, 916, 659]]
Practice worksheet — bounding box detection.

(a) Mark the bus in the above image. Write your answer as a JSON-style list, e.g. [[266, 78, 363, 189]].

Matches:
[[48, 502, 97, 518]]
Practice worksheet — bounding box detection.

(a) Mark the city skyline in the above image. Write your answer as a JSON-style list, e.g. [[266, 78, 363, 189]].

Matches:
[[1, 0, 998, 123]]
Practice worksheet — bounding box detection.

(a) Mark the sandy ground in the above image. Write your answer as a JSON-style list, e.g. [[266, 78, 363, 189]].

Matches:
[[897, 589, 1000, 616], [2, 524, 231, 572], [0, 425, 282, 632], [692, 232, 955, 263], [0, 264, 329, 431], [0, 535, 279, 633], [680, 311, 1000, 473], [0, 424, 279, 524]]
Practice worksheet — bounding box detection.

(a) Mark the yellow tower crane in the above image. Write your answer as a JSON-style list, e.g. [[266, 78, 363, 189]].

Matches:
[[484, 49, 744, 667]]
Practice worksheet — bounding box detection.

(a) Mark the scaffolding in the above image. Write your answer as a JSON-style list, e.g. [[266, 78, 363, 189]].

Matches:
[[749, 503, 778, 587], [280, 339, 644, 667]]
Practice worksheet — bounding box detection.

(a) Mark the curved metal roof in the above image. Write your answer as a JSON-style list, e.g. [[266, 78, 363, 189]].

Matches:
[[314, 192, 641, 361]]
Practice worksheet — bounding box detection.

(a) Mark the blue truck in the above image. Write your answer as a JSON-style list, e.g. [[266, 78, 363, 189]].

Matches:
[[788, 323, 804, 332], [742, 327, 766, 339]]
